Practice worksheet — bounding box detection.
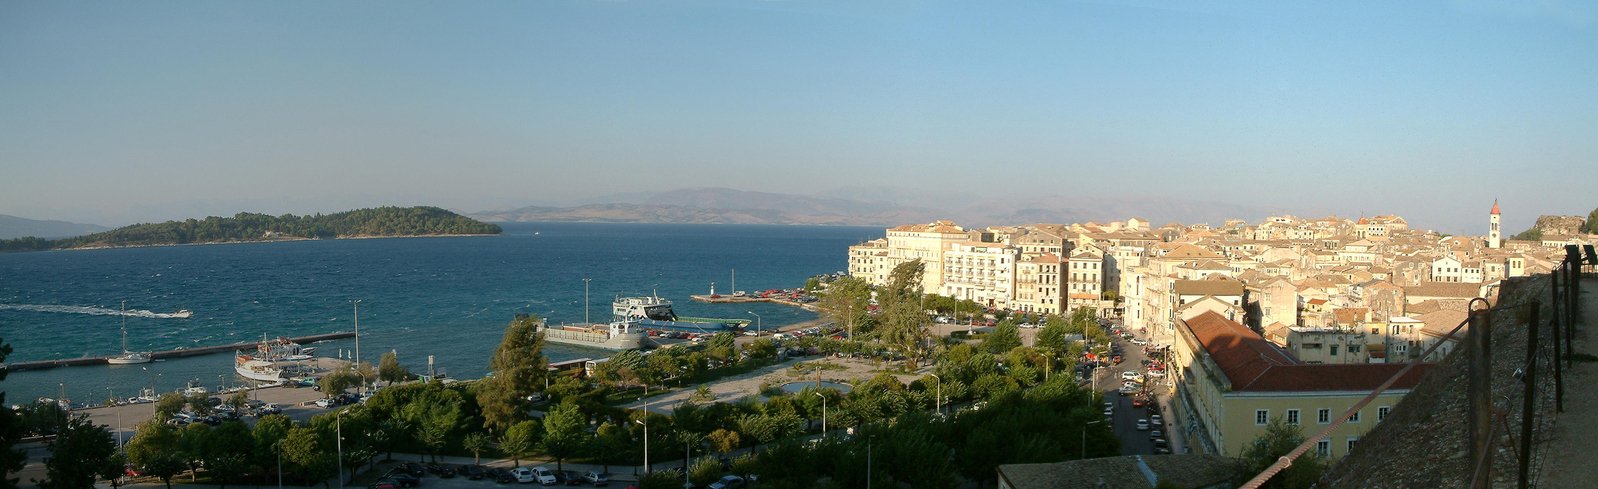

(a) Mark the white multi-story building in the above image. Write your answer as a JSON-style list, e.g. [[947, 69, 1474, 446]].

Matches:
[[940, 242, 1019, 309]]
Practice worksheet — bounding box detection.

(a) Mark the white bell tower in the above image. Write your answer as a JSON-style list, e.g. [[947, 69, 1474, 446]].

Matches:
[[1488, 200, 1501, 249]]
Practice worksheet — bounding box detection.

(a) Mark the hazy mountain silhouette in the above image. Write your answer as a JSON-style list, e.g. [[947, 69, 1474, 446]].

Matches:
[[0, 214, 109, 239]]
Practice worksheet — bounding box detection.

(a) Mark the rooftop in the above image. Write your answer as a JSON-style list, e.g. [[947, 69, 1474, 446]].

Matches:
[[1181, 311, 1431, 392]]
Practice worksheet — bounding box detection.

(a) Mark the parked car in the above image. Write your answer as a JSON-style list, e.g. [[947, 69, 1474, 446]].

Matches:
[[583, 471, 610, 486], [530, 466, 558, 485], [465, 464, 486, 480], [1150, 415, 1163, 427], [1121, 371, 1143, 382], [557, 470, 583, 486], [510, 467, 536, 483], [1149, 430, 1163, 441], [1136, 419, 1150, 431], [398, 462, 426, 477], [314, 397, 334, 408], [707, 475, 746, 489]]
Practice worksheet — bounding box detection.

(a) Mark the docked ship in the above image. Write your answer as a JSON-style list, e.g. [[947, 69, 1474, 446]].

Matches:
[[233, 336, 312, 382], [530, 315, 647, 350], [612, 296, 746, 333]]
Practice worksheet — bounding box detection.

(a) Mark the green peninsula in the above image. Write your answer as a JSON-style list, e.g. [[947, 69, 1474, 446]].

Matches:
[[0, 206, 499, 252]]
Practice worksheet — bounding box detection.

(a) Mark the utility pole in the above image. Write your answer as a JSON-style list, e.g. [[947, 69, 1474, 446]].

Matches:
[[351, 299, 362, 393], [335, 410, 344, 489], [584, 278, 592, 324]]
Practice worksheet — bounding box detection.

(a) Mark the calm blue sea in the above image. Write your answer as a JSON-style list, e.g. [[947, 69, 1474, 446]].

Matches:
[[0, 222, 880, 404]]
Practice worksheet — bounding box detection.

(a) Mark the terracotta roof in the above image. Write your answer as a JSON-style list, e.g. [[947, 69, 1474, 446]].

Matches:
[[1181, 312, 1432, 392], [1491, 199, 1500, 215], [1416, 309, 1470, 338], [1332, 307, 1370, 324], [1405, 283, 1482, 299], [1174, 279, 1244, 297]]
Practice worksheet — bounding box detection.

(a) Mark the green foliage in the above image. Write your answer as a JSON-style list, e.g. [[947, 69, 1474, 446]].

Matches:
[[500, 420, 540, 467], [13, 401, 66, 438], [478, 315, 548, 432], [202, 421, 253, 489], [317, 369, 362, 396], [126, 420, 184, 488], [0, 338, 22, 489], [37, 414, 118, 489], [1586, 207, 1598, 234], [154, 393, 185, 421], [541, 400, 590, 470], [1511, 227, 1542, 241], [1036, 315, 1071, 353], [0, 206, 500, 252], [1237, 418, 1325, 489], [690, 455, 722, 486], [984, 321, 1022, 354], [378, 350, 412, 384], [817, 276, 873, 336], [462, 432, 494, 465], [281, 426, 334, 484], [250, 414, 292, 471]]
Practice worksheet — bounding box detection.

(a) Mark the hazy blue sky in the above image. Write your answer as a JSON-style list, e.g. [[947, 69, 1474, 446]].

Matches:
[[2, 1, 1594, 233]]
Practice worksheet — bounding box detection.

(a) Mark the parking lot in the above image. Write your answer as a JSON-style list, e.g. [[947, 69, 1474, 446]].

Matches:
[[1088, 323, 1179, 456], [359, 459, 632, 489]]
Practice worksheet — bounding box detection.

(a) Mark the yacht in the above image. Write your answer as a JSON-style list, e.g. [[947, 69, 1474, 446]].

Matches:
[[107, 301, 152, 365]]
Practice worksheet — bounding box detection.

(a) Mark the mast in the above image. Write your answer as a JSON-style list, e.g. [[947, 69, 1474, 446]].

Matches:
[[120, 300, 129, 354]]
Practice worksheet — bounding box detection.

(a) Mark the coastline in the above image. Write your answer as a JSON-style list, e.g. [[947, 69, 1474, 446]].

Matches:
[[37, 233, 500, 253]]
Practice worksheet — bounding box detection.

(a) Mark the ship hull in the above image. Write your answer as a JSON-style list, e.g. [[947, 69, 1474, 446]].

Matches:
[[539, 325, 645, 350]]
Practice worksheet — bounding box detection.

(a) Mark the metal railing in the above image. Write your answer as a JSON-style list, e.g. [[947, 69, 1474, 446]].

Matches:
[[1242, 244, 1593, 489]]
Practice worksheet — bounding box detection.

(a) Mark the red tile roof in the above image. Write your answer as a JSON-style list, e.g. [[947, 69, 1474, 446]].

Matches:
[[1181, 311, 1431, 392]]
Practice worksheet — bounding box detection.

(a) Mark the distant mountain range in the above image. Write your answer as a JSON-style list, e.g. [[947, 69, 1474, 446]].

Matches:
[[0, 214, 108, 239], [472, 187, 1295, 228]]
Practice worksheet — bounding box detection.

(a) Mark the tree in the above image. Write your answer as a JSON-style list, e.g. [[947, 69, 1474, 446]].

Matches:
[[184, 392, 214, 417], [1586, 207, 1598, 234], [593, 421, 630, 473], [37, 414, 118, 489], [478, 315, 549, 432], [817, 276, 872, 337], [378, 350, 412, 384], [462, 432, 494, 466], [202, 421, 253, 489], [499, 420, 539, 467], [125, 421, 185, 489], [317, 369, 361, 396], [983, 322, 1022, 354], [707, 429, 740, 456], [1237, 418, 1324, 489], [251, 414, 293, 482], [1036, 316, 1071, 353], [281, 426, 335, 487], [0, 338, 25, 489], [878, 261, 932, 367], [154, 393, 186, 421], [542, 401, 589, 471], [226, 391, 249, 414], [177, 423, 211, 481]]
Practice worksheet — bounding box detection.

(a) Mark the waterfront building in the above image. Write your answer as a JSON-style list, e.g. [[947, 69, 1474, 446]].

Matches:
[[940, 241, 1020, 309]]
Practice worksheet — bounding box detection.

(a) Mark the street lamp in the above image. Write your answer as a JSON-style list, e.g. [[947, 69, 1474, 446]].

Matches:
[[867, 435, 875, 489], [1083, 419, 1105, 459], [637, 384, 650, 474], [335, 410, 344, 489], [815, 392, 827, 436], [746, 311, 761, 334], [583, 278, 592, 324], [351, 299, 362, 393], [930, 374, 942, 416]]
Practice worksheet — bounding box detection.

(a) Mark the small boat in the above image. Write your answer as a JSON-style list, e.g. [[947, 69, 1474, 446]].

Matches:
[[184, 378, 207, 395], [107, 301, 153, 365], [233, 336, 308, 382]]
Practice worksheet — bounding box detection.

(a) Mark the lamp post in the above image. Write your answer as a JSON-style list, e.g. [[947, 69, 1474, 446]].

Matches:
[[747, 311, 761, 334], [637, 384, 650, 474], [931, 374, 942, 416], [867, 435, 875, 489], [815, 392, 827, 436], [583, 278, 592, 324], [275, 440, 283, 489], [351, 299, 362, 393], [1082, 419, 1105, 459], [335, 410, 344, 489], [847, 303, 854, 342]]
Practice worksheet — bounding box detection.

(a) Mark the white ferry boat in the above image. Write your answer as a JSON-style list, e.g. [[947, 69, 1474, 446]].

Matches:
[[529, 315, 646, 350]]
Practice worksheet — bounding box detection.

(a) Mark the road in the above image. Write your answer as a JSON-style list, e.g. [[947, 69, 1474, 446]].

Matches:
[[1089, 322, 1182, 456]]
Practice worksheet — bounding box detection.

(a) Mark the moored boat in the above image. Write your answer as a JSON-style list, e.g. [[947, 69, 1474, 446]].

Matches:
[[612, 296, 744, 333], [530, 315, 646, 350], [107, 301, 153, 365]]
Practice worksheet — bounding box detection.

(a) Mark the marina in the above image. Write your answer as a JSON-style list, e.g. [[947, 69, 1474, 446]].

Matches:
[[1, 331, 356, 372]]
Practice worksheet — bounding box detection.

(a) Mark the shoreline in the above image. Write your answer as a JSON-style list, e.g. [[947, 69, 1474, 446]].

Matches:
[[21, 233, 501, 254]]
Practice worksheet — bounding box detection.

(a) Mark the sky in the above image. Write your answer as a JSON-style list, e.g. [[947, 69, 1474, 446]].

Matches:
[[1, 0, 1595, 234]]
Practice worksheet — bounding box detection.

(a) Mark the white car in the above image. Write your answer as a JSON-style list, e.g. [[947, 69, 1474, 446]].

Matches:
[[1151, 415, 1163, 427], [1121, 371, 1144, 383], [1136, 419, 1150, 431], [529, 466, 558, 485], [1130, 338, 1149, 345], [510, 467, 536, 483]]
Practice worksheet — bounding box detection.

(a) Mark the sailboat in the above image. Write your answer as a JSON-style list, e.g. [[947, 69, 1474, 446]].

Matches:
[[107, 301, 152, 365]]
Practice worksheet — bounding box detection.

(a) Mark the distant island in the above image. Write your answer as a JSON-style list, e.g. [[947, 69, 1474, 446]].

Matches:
[[0, 206, 500, 252]]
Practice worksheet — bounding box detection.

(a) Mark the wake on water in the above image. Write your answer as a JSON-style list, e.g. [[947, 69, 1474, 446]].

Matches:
[[0, 303, 191, 319]]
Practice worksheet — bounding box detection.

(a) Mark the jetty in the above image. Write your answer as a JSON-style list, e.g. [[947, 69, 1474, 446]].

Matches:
[[1, 331, 356, 372], [689, 295, 818, 311]]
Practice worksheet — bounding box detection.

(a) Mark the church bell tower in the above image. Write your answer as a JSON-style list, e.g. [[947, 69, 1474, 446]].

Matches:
[[1488, 200, 1501, 249]]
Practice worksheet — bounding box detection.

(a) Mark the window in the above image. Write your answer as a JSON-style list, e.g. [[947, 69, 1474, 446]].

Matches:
[[1378, 406, 1391, 421], [1330, 345, 1339, 355], [1256, 410, 1269, 426], [1317, 440, 1331, 457], [1287, 409, 1300, 425], [1347, 436, 1359, 453], [1347, 410, 1361, 423], [1350, 344, 1362, 353], [1317, 409, 1331, 424]]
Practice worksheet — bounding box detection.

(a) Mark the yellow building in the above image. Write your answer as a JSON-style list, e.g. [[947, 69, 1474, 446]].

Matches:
[[1170, 312, 1431, 460]]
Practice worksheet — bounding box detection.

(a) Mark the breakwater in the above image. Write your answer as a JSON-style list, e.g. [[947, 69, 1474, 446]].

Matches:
[[1, 332, 356, 371]]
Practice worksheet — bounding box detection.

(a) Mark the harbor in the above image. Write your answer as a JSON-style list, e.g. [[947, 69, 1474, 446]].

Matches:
[[1, 331, 356, 372]]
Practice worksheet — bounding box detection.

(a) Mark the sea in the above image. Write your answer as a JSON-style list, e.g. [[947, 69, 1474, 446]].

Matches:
[[0, 222, 881, 405]]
